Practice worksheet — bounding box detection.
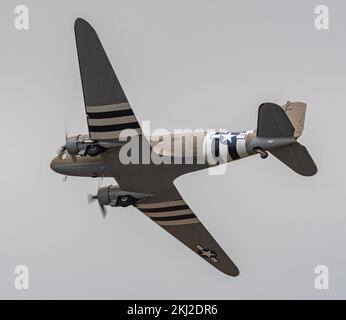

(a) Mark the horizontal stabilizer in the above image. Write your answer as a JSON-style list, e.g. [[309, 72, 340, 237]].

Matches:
[[270, 142, 317, 176]]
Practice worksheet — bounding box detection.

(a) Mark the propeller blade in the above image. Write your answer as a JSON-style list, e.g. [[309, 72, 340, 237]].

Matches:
[[56, 124, 69, 156], [87, 193, 98, 204], [88, 180, 107, 218], [57, 145, 66, 156], [99, 203, 107, 218], [64, 123, 68, 141]]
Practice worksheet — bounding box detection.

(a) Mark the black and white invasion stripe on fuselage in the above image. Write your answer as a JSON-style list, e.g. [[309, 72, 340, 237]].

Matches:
[[204, 130, 251, 164]]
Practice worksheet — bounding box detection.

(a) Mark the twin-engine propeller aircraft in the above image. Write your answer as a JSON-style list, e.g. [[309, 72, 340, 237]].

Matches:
[[50, 18, 317, 276]]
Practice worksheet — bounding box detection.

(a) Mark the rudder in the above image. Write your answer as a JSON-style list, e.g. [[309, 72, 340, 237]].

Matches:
[[282, 101, 307, 138]]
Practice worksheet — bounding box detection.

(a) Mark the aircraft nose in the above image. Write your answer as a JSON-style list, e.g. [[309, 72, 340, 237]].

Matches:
[[50, 154, 73, 174], [50, 156, 62, 174], [50, 153, 105, 177]]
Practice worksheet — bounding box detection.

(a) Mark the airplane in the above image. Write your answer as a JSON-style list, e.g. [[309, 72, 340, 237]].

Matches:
[[50, 18, 317, 277]]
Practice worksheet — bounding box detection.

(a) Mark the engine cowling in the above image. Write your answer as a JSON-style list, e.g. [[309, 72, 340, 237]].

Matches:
[[97, 185, 120, 207], [95, 185, 152, 208], [65, 134, 105, 157]]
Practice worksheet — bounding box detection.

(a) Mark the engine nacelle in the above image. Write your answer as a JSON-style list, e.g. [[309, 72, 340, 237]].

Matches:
[[65, 134, 105, 157], [96, 185, 152, 207]]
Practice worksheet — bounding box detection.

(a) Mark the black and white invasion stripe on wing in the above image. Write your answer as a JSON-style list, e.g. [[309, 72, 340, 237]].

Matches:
[[86, 102, 142, 140], [136, 200, 200, 226]]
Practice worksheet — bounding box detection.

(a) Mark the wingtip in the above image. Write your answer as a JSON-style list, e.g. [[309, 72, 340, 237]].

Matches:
[[226, 267, 240, 277], [74, 17, 93, 31], [74, 17, 99, 40], [233, 269, 240, 277], [217, 263, 240, 277], [75, 17, 87, 24], [304, 166, 318, 177], [75, 17, 85, 27]]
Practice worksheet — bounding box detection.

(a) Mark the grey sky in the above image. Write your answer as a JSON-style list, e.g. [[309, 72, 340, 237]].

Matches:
[[0, 0, 345, 299]]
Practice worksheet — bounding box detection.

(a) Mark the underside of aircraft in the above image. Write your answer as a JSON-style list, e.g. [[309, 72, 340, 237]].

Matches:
[[50, 18, 317, 276]]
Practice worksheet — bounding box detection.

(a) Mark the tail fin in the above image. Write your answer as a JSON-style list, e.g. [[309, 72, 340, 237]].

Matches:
[[257, 102, 317, 176], [257, 103, 294, 138], [282, 101, 306, 138]]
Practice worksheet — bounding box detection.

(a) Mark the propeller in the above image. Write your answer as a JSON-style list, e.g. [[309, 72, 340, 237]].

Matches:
[[57, 145, 66, 156], [57, 126, 68, 156], [88, 193, 107, 218], [56, 126, 76, 162], [87, 179, 107, 218]]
